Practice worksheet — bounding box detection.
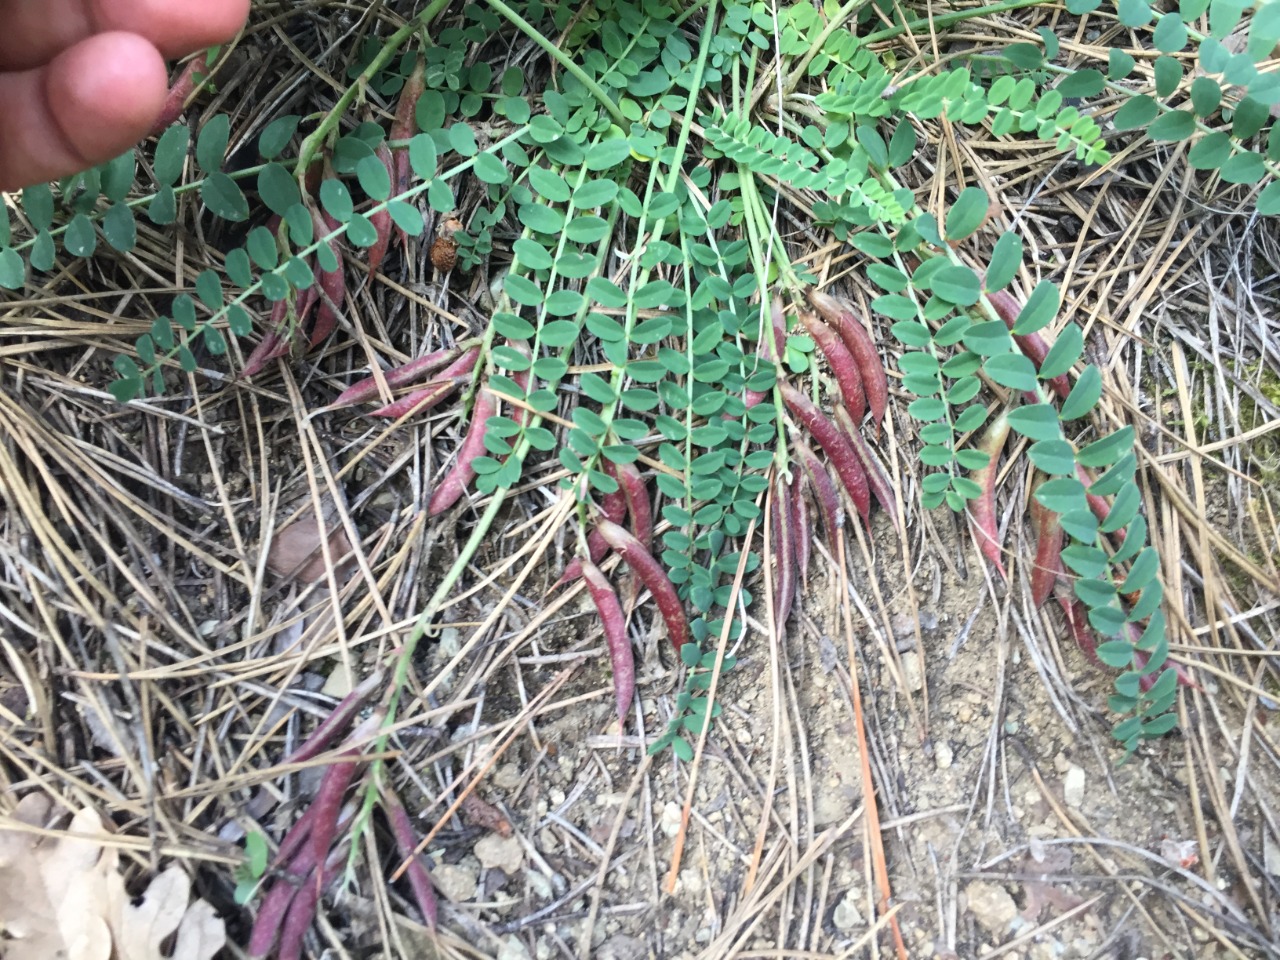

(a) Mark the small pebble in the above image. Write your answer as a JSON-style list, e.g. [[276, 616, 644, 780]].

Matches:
[[659, 801, 682, 838], [432, 863, 477, 902], [497, 935, 531, 960], [965, 880, 1017, 935], [935, 741, 954, 769], [1063, 765, 1086, 808], [476, 834, 525, 875], [833, 893, 864, 931], [900, 652, 924, 692]]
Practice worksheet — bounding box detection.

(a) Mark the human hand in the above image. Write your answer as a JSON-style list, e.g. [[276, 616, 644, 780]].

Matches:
[[0, 0, 250, 191]]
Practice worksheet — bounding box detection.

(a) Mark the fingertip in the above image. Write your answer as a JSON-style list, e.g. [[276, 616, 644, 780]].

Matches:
[[0, 33, 167, 191], [97, 0, 251, 58], [45, 32, 168, 167]]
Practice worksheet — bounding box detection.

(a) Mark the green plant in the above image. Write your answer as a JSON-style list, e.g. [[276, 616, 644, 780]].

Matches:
[[8, 0, 1273, 788]]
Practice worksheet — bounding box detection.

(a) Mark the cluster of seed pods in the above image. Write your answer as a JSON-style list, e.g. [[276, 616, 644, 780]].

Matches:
[[241, 57, 430, 379], [754, 290, 898, 629], [245, 670, 438, 959]]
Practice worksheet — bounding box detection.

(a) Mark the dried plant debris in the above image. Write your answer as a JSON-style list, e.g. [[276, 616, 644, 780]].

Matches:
[[0, 794, 225, 960]]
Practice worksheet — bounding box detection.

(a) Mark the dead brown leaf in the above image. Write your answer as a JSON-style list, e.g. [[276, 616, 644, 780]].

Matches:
[[265, 502, 354, 583], [0, 794, 225, 960]]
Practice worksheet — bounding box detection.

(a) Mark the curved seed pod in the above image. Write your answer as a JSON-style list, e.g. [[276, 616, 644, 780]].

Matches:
[[594, 518, 691, 655], [780, 383, 870, 528], [807, 288, 887, 432], [581, 559, 635, 723], [283, 668, 385, 766], [1075, 464, 1126, 540], [1126, 623, 1197, 690], [769, 293, 787, 358], [795, 438, 841, 539], [370, 377, 464, 419], [1028, 484, 1064, 608], [391, 57, 426, 251], [428, 388, 497, 516], [609, 459, 652, 549], [833, 405, 900, 532], [366, 141, 394, 284], [331, 346, 461, 408], [986, 289, 1072, 400], [149, 57, 203, 135], [267, 805, 319, 875], [800, 308, 866, 424], [275, 866, 321, 960], [789, 478, 811, 585], [1054, 588, 1102, 669], [248, 873, 305, 958], [370, 347, 480, 418], [276, 842, 349, 960], [249, 805, 354, 959], [968, 413, 1011, 580], [769, 477, 797, 631], [241, 298, 292, 379], [556, 483, 626, 588], [307, 712, 381, 878], [309, 207, 345, 347], [382, 788, 439, 930]]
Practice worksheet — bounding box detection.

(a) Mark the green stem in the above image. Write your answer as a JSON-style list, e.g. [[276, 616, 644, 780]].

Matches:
[[480, 0, 629, 128], [859, 0, 1049, 45], [783, 0, 875, 96], [294, 0, 451, 178]]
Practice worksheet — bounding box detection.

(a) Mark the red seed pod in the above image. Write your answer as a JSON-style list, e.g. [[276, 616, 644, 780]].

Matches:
[[275, 866, 322, 960], [795, 438, 841, 539], [390, 57, 426, 204], [249, 806, 355, 959], [594, 518, 691, 656], [369, 346, 480, 418], [807, 288, 887, 433], [609, 459, 652, 549], [581, 559, 635, 723], [283, 668, 385, 767], [800, 308, 866, 425], [428, 388, 497, 516], [789, 477, 811, 585], [1028, 484, 1064, 608], [1126, 623, 1197, 691], [985, 289, 1072, 400], [306, 713, 381, 882], [968, 413, 1011, 580], [1055, 589, 1102, 668], [382, 788, 439, 930], [769, 476, 797, 631], [780, 383, 871, 528], [833, 405, 899, 532], [330, 346, 462, 408], [366, 141, 394, 284], [309, 206, 345, 347], [149, 58, 203, 135], [556, 481, 626, 588], [1075, 464, 1126, 540], [248, 874, 305, 958], [240, 298, 292, 379]]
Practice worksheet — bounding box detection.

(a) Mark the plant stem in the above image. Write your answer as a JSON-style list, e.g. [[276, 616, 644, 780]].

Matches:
[[480, 0, 629, 127], [859, 0, 1048, 45], [294, 0, 451, 179]]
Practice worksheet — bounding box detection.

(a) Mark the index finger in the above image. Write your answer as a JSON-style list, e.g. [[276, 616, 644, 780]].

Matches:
[[0, 0, 250, 71]]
